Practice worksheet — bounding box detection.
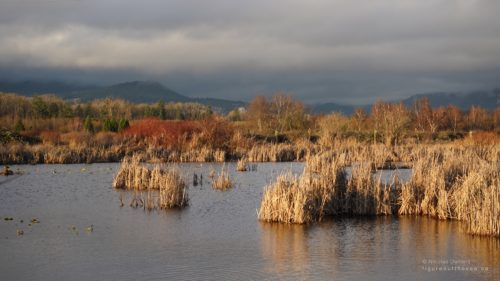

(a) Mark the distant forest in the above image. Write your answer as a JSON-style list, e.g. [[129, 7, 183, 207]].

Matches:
[[0, 91, 498, 146]]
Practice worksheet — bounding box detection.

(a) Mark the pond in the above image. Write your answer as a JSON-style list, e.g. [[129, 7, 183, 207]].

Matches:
[[0, 163, 498, 281]]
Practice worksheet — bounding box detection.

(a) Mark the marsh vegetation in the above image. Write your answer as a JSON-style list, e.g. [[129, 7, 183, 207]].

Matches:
[[1, 92, 499, 237], [259, 144, 500, 237]]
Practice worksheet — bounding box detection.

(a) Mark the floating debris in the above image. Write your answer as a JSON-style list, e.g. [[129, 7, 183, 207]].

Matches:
[[68, 225, 79, 235], [4, 217, 14, 221], [30, 218, 40, 224], [16, 229, 24, 236], [86, 225, 94, 233], [1, 165, 13, 176]]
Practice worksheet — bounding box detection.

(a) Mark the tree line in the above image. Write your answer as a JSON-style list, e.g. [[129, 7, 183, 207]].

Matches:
[[0, 91, 498, 145]]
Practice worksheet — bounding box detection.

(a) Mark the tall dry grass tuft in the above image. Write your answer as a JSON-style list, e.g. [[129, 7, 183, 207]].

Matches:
[[345, 163, 395, 215], [236, 158, 248, 172], [212, 165, 233, 190], [452, 164, 499, 236], [397, 145, 499, 236], [113, 155, 188, 208], [257, 173, 311, 224], [258, 153, 348, 223], [158, 168, 188, 208], [247, 144, 313, 162]]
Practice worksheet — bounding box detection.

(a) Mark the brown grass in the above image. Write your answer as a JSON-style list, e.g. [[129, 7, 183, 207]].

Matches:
[[236, 158, 248, 171], [259, 143, 500, 237], [212, 165, 233, 190], [257, 173, 311, 223], [345, 163, 395, 215], [113, 155, 188, 208], [258, 153, 348, 223]]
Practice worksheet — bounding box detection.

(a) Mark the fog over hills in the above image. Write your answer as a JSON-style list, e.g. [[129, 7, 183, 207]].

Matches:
[[0, 80, 497, 114]]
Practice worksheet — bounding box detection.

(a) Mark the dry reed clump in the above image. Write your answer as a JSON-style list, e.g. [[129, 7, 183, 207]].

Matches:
[[259, 143, 499, 236], [257, 173, 311, 223], [345, 163, 395, 215], [452, 164, 499, 236], [398, 156, 451, 219], [246, 144, 311, 162], [112, 155, 188, 209], [258, 153, 348, 223], [212, 165, 233, 190], [236, 158, 248, 172], [397, 146, 500, 237], [158, 168, 188, 208]]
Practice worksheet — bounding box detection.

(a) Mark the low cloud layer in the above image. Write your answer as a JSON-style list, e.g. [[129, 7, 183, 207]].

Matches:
[[1, 0, 499, 103]]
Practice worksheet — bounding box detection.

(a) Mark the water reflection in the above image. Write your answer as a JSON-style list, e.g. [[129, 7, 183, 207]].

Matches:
[[259, 216, 499, 281], [260, 222, 310, 277]]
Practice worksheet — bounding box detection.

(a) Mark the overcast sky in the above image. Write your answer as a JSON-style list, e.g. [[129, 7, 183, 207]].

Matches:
[[1, 0, 499, 104]]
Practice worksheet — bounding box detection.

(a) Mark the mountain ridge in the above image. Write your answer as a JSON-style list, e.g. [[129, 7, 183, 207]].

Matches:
[[0, 80, 246, 113], [0, 80, 497, 114]]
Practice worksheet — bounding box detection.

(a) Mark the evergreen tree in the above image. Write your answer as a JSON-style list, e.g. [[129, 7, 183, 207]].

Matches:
[[103, 119, 119, 132], [118, 118, 130, 131], [157, 100, 166, 120], [14, 120, 25, 132]]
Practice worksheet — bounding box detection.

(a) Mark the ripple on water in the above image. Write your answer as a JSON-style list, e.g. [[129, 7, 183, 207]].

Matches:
[[0, 162, 498, 281]]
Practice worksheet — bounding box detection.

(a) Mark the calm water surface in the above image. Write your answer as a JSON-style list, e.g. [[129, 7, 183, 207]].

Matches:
[[0, 163, 498, 281]]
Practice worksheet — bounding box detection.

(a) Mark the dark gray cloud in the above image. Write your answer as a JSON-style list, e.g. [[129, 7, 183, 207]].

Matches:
[[1, 0, 499, 103]]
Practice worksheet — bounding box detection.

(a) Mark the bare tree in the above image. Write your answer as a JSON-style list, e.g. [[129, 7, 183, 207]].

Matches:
[[446, 105, 462, 133], [270, 93, 307, 134], [247, 96, 271, 134], [371, 101, 410, 146]]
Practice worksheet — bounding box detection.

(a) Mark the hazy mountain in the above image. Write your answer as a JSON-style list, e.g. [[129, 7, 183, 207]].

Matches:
[[401, 90, 499, 110], [67, 81, 190, 103], [310, 103, 358, 115], [0, 80, 245, 113], [0, 80, 497, 114], [311, 90, 499, 115]]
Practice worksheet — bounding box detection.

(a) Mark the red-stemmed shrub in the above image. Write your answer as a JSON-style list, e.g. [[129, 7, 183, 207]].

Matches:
[[122, 118, 201, 149]]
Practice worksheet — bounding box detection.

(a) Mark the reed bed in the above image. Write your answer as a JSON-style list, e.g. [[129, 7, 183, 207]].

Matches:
[[257, 173, 311, 223], [247, 144, 315, 162], [258, 153, 348, 223], [259, 144, 500, 237], [113, 155, 188, 208], [345, 163, 395, 215], [398, 149, 499, 236], [212, 165, 233, 190]]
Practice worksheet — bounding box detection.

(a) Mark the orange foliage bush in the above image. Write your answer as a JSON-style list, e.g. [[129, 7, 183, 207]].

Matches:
[[122, 118, 201, 148], [196, 116, 234, 149], [467, 131, 500, 145]]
